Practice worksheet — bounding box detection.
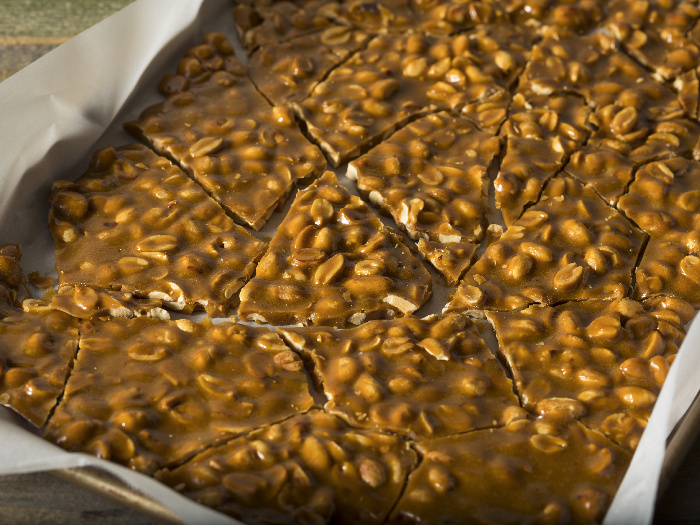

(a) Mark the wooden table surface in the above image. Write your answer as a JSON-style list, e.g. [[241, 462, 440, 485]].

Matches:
[[1, 1, 700, 524]]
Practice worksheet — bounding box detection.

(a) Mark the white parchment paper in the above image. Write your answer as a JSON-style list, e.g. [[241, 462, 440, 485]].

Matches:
[[0, 1, 698, 523]]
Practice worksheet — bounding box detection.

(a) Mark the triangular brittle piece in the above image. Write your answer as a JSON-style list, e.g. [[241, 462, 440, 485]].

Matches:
[[248, 26, 370, 106], [445, 176, 646, 313], [44, 318, 314, 475], [293, 25, 532, 166], [390, 417, 631, 524], [279, 313, 523, 440], [238, 172, 432, 327], [348, 112, 500, 244], [618, 157, 700, 307], [487, 297, 693, 450], [495, 91, 590, 226], [49, 144, 267, 317], [346, 112, 499, 282], [124, 32, 326, 229], [157, 411, 417, 525], [0, 300, 79, 427], [501, 0, 604, 33]]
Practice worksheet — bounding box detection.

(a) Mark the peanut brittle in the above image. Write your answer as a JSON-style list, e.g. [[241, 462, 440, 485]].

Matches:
[[606, 0, 700, 82], [0, 244, 29, 312], [495, 91, 590, 226], [618, 157, 700, 306], [44, 317, 314, 475], [346, 112, 500, 245], [48, 144, 267, 318], [564, 146, 636, 205], [293, 25, 531, 166], [445, 176, 646, 313], [248, 26, 370, 106], [520, 30, 684, 125], [238, 172, 432, 327], [0, 300, 79, 427], [157, 411, 417, 525], [389, 416, 631, 524], [279, 313, 523, 440], [488, 297, 692, 450], [232, 1, 332, 53], [124, 32, 326, 230]]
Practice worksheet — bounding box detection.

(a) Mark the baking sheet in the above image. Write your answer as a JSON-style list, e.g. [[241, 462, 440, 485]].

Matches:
[[0, 1, 699, 524]]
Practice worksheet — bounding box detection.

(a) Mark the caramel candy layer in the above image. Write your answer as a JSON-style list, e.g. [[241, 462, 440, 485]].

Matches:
[[445, 176, 646, 313], [44, 318, 314, 475], [618, 157, 700, 306], [347, 112, 500, 248], [279, 313, 523, 440], [248, 26, 370, 106], [124, 32, 326, 229], [48, 144, 267, 318], [0, 303, 79, 427], [238, 172, 432, 328], [488, 297, 692, 450], [0, 244, 29, 312], [157, 411, 417, 525], [293, 25, 531, 166], [389, 417, 631, 524]]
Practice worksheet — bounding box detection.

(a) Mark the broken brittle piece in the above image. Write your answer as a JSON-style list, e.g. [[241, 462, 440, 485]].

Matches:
[[618, 157, 700, 306], [495, 91, 590, 226], [389, 416, 631, 524], [248, 26, 370, 106], [347, 111, 500, 245], [279, 313, 523, 439], [44, 317, 314, 475], [238, 172, 432, 327], [488, 297, 692, 450], [0, 300, 79, 427], [293, 25, 531, 166], [445, 176, 646, 313], [124, 32, 326, 230], [157, 410, 417, 525], [48, 144, 267, 318]]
